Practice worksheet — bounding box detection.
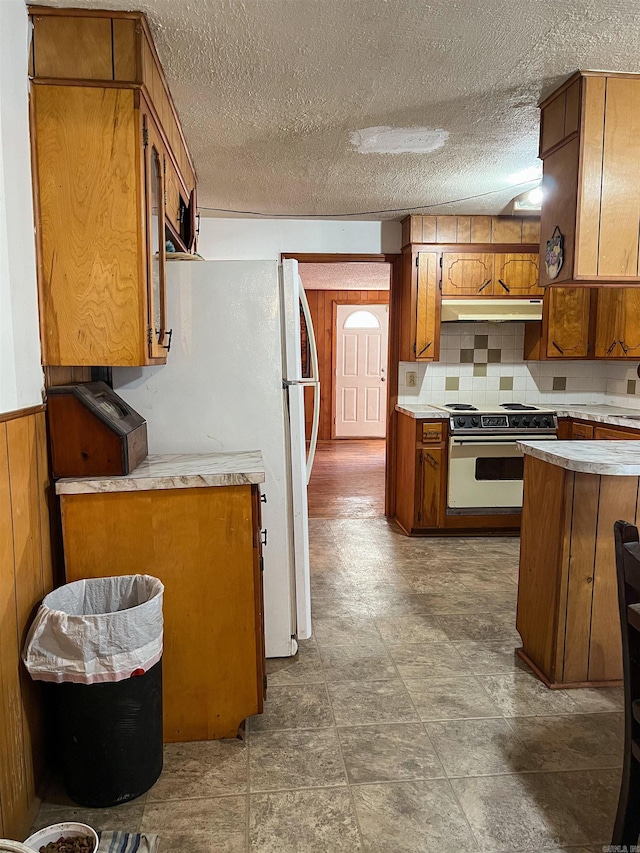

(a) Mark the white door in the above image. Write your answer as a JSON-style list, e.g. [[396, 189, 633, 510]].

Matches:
[[335, 304, 388, 438]]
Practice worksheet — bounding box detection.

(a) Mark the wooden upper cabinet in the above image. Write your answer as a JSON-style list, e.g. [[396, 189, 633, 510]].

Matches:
[[29, 7, 197, 366], [539, 71, 640, 284], [441, 253, 494, 296], [544, 287, 593, 358], [595, 288, 640, 358], [494, 253, 540, 296], [414, 253, 440, 360]]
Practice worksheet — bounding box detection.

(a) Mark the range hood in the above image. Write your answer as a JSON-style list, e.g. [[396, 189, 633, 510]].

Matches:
[[441, 298, 543, 323]]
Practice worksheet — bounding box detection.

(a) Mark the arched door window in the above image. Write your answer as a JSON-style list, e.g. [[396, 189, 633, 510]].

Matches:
[[343, 309, 381, 329]]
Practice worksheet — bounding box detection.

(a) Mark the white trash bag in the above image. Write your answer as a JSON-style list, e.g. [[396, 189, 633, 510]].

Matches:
[[23, 575, 164, 685]]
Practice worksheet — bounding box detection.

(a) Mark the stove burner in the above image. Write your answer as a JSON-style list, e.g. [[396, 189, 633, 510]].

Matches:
[[500, 403, 537, 411], [445, 403, 478, 411]]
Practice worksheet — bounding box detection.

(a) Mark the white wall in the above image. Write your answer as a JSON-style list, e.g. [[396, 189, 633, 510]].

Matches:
[[0, 0, 43, 414], [197, 216, 402, 260]]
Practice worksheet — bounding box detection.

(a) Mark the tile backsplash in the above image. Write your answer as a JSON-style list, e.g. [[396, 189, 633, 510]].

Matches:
[[398, 322, 640, 409]]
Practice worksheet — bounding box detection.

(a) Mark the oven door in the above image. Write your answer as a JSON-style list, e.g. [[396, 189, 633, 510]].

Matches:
[[448, 434, 557, 511]]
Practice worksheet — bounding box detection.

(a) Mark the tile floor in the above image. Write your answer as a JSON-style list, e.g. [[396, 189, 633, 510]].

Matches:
[[32, 518, 624, 852]]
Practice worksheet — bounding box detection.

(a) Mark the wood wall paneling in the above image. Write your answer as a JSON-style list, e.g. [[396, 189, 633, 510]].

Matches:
[[0, 412, 54, 839], [31, 15, 113, 80], [400, 215, 539, 248], [112, 18, 138, 81]]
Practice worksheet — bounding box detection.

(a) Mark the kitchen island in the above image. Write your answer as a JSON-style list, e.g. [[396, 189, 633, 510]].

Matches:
[[56, 451, 267, 742], [516, 440, 640, 688]]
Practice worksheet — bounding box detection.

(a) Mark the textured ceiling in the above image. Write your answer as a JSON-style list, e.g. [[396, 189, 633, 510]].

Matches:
[[299, 263, 390, 290], [32, 0, 640, 218]]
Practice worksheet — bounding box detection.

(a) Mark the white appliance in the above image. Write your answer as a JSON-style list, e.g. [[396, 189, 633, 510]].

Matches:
[[431, 403, 557, 511], [112, 259, 320, 658]]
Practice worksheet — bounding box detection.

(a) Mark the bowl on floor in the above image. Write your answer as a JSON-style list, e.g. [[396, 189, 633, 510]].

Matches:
[[23, 822, 98, 852]]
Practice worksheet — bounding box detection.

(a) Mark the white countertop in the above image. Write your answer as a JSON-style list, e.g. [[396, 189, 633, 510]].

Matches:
[[518, 440, 640, 476], [56, 451, 266, 495], [396, 402, 640, 427]]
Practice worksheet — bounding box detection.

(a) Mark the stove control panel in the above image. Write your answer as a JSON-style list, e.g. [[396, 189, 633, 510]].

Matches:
[[450, 413, 558, 433]]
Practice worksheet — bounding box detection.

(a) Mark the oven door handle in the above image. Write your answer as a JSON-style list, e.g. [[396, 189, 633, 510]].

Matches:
[[450, 436, 557, 446]]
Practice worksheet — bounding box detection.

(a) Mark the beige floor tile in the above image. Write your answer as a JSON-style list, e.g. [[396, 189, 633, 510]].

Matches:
[[338, 723, 444, 783], [435, 612, 521, 643], [249, 683, 333, 732], [454, 639, 531, 675], [266, 638, 324, 685], [352, 779, 477, 853], [375, 613, 451, 644], [141, 796, 247, 853], [451, 772, 590, 851], [319, 641, 399, 682], [248, 729, 346, 791], [426, 717, 538, 776], [480, 673, 583, 717], [249, 788, 361, 852], [569, 686, 624, 713], [32, 800, 146, 834], [313, 616, 382, 647], [147, 739, 247, 801], [506, 713, 624, 771], [328, 680, 419, 725], [386, 642, 471, 678], [404, 676, 502, 721]]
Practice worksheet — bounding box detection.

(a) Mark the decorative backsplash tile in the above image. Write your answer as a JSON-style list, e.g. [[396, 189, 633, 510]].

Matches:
[[398, 322, 640, 409]]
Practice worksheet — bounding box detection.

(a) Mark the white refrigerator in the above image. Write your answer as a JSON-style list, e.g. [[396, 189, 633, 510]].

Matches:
[[112, 259, 320, 658]]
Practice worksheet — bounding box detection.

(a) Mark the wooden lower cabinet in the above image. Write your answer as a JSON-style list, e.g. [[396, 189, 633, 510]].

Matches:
[[418, 446, 445, 528], [60, 484, 265, 742], [517, 454, 636, 687], [570, 420, 594, 440]]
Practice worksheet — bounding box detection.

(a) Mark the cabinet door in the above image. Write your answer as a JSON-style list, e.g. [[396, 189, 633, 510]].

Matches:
[[441, 253, 494, 296], [618, 288, 640, 358], [144, 115, 168, 360], [494, 253, 540, 296], [415, 252, 439, 360], [594, 425, 639, 440], [594, 288, 622, 357], [545, 287, 591, 358], [418, 447, 443, 527], [570, 421, 594, 440]]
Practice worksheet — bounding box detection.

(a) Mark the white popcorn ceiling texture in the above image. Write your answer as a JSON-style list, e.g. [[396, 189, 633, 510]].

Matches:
[[35, 0, 640, 218]]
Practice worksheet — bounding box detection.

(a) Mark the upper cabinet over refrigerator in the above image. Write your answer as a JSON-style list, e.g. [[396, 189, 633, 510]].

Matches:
[[29, 7, 197, 366], [539, 70, 640, 286]]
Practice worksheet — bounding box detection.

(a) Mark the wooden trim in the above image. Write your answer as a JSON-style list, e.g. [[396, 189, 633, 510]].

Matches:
[[411, 243, 540, 254], [29, 6, 143, 20], [385, 253, 402, 518], [516, 647, 622, 689], [282, 252, 395, 264], [0, 405, 45, 424]]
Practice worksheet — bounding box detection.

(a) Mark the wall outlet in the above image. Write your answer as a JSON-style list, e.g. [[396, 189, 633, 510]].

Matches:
[[406, 371, 417, 387]]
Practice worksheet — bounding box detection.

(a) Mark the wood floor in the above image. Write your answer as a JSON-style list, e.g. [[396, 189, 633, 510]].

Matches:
[[307, 439, 386, 518]]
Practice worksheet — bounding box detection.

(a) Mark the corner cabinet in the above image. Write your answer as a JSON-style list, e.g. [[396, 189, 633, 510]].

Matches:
[[29, 8, 197, 367]]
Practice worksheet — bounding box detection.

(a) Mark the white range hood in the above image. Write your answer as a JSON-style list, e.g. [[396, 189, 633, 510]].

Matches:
[[441, 298, 543, 323]]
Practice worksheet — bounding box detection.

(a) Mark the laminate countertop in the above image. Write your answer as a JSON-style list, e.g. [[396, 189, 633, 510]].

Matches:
[[396, 402, 640, 427], [55, 451, 266, 495], [518, 440, 640, 476]]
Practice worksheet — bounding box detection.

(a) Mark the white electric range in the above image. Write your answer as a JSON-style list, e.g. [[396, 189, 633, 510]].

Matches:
[[430, 403, 558, 512]]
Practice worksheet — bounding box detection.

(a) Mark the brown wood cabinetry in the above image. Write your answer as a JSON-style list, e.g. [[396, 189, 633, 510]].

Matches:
[[571, 421, 594, 440], [60, 483, 265, 742], [441, 252, 540, 297], [399, 251, 440, 362], [29, 7, 197, 367], [517, 454, 632, 687], [539, 71, 640, 285], [568, 418, 640, 441], [595, 289, 640, 358], [524, 287, 595, 360]]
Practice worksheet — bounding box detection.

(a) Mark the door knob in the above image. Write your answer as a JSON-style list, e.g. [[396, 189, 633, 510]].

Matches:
[[381, 377, 386, 382]]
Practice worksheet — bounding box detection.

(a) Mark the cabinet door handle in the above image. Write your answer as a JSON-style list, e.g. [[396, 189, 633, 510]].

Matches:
[[478, 279, 492, 293], [157, 329, 173, 352], [552, 340, 564, 354], [498, 279, 510, 293], [417, 342, 432, 356], [607, 340, 617, 355], [261, 493, 267, 503], [619, 340, 630, 354], [261, 529, 268, 547], [425, 452, 439, 469]]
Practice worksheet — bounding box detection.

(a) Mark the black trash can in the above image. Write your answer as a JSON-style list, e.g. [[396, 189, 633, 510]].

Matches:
[[24, 574, 164, 807]]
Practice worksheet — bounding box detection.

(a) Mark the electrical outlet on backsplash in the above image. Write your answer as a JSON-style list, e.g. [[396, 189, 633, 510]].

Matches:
[[397, 323, 640, 409]]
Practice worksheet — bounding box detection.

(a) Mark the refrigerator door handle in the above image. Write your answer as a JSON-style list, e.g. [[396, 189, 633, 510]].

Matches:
[[299, 280, 320, 484]]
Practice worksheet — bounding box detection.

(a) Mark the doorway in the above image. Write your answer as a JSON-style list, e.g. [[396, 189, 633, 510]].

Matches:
[[334, 304, 389, 439]]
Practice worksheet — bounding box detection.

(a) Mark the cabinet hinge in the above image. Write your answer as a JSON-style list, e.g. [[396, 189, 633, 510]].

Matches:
[[147, 326, 152, 345], [263, 674, 268, 691], [417, 510, 422, 522], [259, 556, 264, 573], [419, 450, 423, 463], [416, 256, 419, 268], [142, 126, 149, 148], [413, 342, 416, 355], [439, 256, 443, 267]]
